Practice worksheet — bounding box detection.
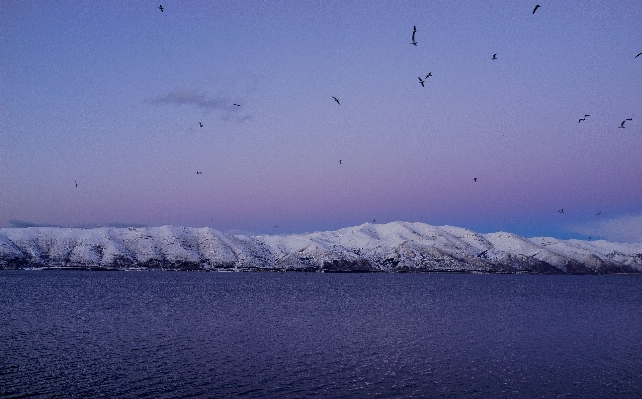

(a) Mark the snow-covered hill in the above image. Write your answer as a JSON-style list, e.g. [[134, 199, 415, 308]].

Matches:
[[1, 222, 641, 273]]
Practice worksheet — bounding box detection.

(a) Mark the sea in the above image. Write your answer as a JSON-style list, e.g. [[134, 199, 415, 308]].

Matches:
[[1, 271, 641, 398]]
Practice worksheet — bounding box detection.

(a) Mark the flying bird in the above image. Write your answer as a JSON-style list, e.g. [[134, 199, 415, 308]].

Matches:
[[492, 53, 497, 60], [619, 120, 626, 128], [418, 74, 431, 87], [578, 118, 585, 123], [199, 122, 203, 127], [473, 178, 477, 182], [333, 96, 340, 105], [558, 209, 564, 213], [411, 26, 417, 46], [339, 160, 342, 164], [158, 4, 163, 12], [636, 52, 642, 58], [233, 103, 240, 107], [596, 212, 601, 215], [75, 181, 77, 188], [532, 4, 540, 14]]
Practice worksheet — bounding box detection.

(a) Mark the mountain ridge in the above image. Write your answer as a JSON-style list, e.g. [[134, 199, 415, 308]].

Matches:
[[1, 222, 641, 273]]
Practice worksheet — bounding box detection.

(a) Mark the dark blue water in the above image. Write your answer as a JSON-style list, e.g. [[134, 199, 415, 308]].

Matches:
[[1, 271, 641, 398]]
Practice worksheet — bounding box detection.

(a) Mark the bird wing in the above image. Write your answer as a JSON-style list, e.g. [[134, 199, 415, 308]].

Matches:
[[533, 5, 539, 14]]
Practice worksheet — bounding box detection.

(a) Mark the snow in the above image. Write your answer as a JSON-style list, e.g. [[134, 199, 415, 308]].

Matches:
[[1, 222, 641, 273]]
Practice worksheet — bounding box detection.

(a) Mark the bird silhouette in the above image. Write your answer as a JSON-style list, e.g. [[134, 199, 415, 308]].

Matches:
[[636, 52, 642, 58], [339, 160, 342, 164], [492, 53, 497, 60], [233, 103, 240, 107], [333, 96, 340, 105], [373, 219, 376, 223], [596, 212, 601, 216], [619, 120, 626, 128], [158, 4, 163, 12], [411, 26, 417, 46], [532, 4, 540, 14], [418, 74, 431, 87], [199, 122, 203, 127], [578, 118, 585, 123], [473, 178, 477, 182], [75, 181, 77, 188], [558, 209, 564, 213]]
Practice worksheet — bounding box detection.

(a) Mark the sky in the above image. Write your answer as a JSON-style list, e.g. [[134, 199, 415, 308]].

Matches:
[[1, 1, 642, 242]]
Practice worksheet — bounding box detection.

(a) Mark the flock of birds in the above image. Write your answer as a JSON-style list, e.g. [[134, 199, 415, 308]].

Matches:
[[325, 3, 638, 226], [66, 4, 638, 236]]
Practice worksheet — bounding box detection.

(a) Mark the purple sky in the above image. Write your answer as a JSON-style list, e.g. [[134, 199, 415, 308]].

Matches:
[[1, 1, 642, 241]]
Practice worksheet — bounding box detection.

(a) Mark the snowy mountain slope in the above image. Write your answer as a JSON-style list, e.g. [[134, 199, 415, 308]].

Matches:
[[1, 222, 641, 273]]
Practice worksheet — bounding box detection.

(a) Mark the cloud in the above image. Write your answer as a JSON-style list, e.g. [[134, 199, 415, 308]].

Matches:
[[9, 220, 62, 228], [147, 88, 251, 122], [568, 213, 642, 243], [7, 220, 147, 229], [148, 88, 229, 110]]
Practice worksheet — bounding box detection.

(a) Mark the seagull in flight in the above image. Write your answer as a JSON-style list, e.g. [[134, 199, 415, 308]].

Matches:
[[596, 211, 601, 216], [333, 96, 340, 105], [233, 103, 240, 107], [558, 209, 564, 214], [578, 118, 586, 123], [411, 26, 417, 46], [418, 73, 431, 87], [199, 122, 203, 127], [473, 178, 477, 182], [492, 53, 497, 60], [158, 4, 164, 12], [636, 52, 642, 58], [532, 4, 540, 14]]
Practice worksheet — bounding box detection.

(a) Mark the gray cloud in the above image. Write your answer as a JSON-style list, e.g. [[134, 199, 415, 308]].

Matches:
[[9, 220, 62, 228], [568, 213, 642, 243], [7, 220, 147, 229], [147, 88, 251, 122], [148, 88, 230, 110]]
